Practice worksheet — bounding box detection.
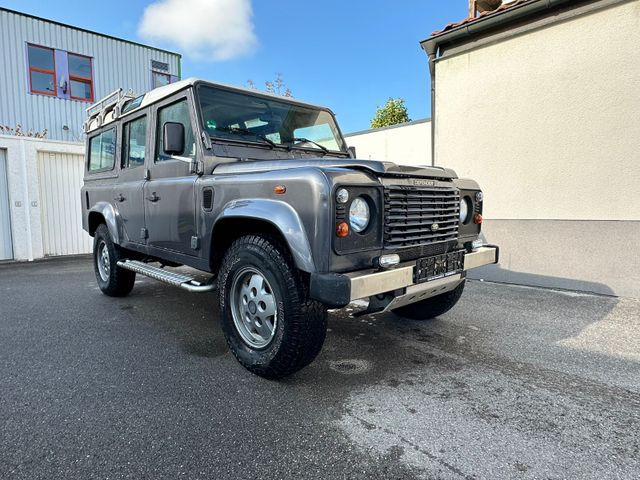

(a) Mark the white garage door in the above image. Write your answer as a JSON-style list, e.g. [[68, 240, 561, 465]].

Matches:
[[0, 149, 13, 260], [38, 151, 92, 256]]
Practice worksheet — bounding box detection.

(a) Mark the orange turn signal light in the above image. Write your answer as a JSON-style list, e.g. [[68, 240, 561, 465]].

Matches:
[[336, 222, 349, 238], [473, 213, 483, 225], [274, 185, 286, 194]]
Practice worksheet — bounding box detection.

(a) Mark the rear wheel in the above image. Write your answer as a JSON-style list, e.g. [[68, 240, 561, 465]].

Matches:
[[393, 280, 465, 320], [93, 224, 136, 297], [219, 235, 327, 379]]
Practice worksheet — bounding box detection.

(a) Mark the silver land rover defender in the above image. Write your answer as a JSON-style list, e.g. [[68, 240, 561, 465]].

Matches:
[[81, 78, 498, 378]]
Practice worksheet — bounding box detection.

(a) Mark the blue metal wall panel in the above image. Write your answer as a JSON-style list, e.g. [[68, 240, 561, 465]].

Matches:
[[0, 9, 181, 141]]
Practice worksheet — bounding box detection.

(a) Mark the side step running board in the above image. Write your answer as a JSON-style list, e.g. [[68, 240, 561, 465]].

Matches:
[[117, 260, 216, 293]]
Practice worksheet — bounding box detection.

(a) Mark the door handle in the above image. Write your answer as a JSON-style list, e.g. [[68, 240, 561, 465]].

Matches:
[[146, 192, 160, 202], [114, 193, 126, 202]]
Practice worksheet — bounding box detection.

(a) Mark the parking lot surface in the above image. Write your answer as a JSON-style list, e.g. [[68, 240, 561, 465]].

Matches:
[[1, 256, 639, 479]]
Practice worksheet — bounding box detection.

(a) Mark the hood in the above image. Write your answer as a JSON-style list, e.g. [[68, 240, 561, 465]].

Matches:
[[213, 158, 457, 179]]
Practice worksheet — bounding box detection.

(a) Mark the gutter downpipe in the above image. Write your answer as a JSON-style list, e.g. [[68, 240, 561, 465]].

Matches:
[[420, 0, 577, 167], [425, 43, 437, 167]]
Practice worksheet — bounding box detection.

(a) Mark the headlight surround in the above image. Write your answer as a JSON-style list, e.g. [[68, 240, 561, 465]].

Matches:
[[349, 197, 370, 233], [459, 196, 472, 224]]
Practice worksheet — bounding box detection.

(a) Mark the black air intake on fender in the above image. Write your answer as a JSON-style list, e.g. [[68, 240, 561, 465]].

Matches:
[[202, 188, 213, 211]]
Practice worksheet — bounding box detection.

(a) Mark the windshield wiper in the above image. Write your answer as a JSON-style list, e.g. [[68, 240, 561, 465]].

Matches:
[[288, 137, 329, 154], [214, 126, 276, 149]]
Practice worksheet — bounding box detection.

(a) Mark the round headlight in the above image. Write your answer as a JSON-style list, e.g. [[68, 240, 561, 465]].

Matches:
[[349, 197, 370, 233], [459, 197, 471, 224], [336, 188, 349, 204]]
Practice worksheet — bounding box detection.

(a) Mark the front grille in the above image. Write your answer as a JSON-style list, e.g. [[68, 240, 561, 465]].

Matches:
[[384, 185, 460, 248]]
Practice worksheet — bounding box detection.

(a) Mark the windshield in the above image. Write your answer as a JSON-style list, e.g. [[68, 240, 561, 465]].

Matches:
[[197, 85, 346, 153]]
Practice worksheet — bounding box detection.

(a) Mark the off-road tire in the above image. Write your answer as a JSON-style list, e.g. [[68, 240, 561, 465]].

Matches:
[[93, 224, 136, 297], [393, 280, 466, 320], [218, 235, 327, 379]]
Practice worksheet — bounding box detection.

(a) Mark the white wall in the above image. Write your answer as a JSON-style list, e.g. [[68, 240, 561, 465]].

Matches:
[[432, 0, 640, 297], [0, 134, 84, 261], [345, 119, 432, 166], [434, 0, 640, 221]]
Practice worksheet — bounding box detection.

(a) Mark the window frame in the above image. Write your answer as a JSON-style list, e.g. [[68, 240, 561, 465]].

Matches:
[[27, 43, 57, 97], [87, 127, 117, 173], [67, 52, 94, 103], [121, 114, 148, 170], [154, 97, 197, 164], [152, 71, 171, 89]]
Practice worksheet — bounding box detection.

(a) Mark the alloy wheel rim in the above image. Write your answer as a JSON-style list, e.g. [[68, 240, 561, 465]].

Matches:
[[97, 240, 110, 281], [230, 267, 278, 349]]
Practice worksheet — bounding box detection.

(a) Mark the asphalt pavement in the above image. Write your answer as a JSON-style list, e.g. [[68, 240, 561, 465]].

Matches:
[[0, 256, 638, 479]]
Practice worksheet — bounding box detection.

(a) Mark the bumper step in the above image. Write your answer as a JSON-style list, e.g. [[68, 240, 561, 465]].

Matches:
[[117, 260, 216, 293]]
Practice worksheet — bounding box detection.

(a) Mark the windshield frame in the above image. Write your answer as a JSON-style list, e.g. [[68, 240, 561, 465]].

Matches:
[[194, 81, 349, 155]]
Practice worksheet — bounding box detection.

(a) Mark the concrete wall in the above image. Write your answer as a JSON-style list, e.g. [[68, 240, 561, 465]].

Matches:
[[432, 0, 640, 298], [345, 119, 432, 166], [0, 135, 84, 261]]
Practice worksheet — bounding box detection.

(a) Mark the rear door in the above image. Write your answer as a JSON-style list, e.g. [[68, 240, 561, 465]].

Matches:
[[115, 112, 149, 244], [143, 93, 199, 255]]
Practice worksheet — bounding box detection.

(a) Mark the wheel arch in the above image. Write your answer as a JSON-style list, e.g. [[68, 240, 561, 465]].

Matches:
[[87, 202, 119, 243], [210, 199, 315, 274]]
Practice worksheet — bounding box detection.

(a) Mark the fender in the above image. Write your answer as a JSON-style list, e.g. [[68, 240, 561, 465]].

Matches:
[[88, 201, 120, 244], [214, 198, 315, 273]]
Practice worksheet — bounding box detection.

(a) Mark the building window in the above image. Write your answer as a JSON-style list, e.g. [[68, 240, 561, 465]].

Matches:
[[27, 44, 56, 96], [152, 71, 171, 89], [26, 43, 94, 102], [68, 53, 94, 102]]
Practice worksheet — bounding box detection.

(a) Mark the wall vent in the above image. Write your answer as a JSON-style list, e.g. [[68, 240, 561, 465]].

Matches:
[[151, 60, 169, 72]]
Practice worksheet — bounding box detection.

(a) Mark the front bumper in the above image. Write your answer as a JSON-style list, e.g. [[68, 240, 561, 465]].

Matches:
[[310, 246, 499, 308]]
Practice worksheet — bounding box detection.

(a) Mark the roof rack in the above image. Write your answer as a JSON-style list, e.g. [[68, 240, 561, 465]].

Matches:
[[83, 88, 136, 132]]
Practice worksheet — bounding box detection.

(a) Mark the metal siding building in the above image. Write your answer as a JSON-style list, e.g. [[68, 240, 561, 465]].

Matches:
[[0, 7, 181, 141]]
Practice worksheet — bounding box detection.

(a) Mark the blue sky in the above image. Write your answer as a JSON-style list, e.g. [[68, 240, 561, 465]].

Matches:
[[1, 0, 467, 133]]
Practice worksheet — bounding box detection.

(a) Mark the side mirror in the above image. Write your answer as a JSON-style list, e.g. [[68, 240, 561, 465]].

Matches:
[[348, 146, 357, 158], [163, 122, 185, 155]]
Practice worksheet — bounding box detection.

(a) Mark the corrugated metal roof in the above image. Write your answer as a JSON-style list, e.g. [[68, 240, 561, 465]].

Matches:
[[431, 0, 534, 37]]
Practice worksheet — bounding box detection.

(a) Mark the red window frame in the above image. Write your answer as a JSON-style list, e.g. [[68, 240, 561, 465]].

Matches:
[[68, 52, 94, 103], [27, 44, 57, 97]]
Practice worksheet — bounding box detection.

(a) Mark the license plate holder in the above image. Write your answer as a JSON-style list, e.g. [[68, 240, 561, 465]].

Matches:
[[414, 250, 465, 283]]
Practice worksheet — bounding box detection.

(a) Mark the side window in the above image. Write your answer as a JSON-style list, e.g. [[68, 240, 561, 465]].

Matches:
[[27, 44, 56, 96], [156, 99, 196, 162], [122, 116, 147, 169], [68, 53, 94, 102], [88, 128, 116, 172]]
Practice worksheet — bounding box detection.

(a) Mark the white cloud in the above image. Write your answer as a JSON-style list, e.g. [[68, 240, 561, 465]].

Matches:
[[138, 0, 257, 61]]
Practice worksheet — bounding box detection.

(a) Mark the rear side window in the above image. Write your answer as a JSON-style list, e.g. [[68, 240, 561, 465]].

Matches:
[[88, 128, 116, 172], [122, 116, 147, 169]]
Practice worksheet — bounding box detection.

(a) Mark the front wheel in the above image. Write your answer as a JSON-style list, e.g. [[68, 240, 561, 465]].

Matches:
[[218, 235, 327, 379], [93, 224, 136, 297], [392, 280, 466, 320]]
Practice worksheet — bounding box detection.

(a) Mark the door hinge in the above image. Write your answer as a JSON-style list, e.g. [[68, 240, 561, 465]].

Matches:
[[140, 228, 148, 239], [191, 236, 200, 250]]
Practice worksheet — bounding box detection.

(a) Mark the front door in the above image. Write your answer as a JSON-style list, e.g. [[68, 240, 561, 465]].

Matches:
[[115, 113, 148, 244], [144, 96, 198, 255]]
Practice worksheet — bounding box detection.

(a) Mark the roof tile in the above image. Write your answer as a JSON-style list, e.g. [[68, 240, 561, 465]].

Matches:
[[431, 0, 534, 37]]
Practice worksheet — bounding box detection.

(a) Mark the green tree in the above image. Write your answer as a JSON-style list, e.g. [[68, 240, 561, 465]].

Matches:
[[370, 98, 410, 128]]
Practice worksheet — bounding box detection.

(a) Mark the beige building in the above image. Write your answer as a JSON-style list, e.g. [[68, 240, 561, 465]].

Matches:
[[421, 0, 640, 298], [350, 0, 640, 298]]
